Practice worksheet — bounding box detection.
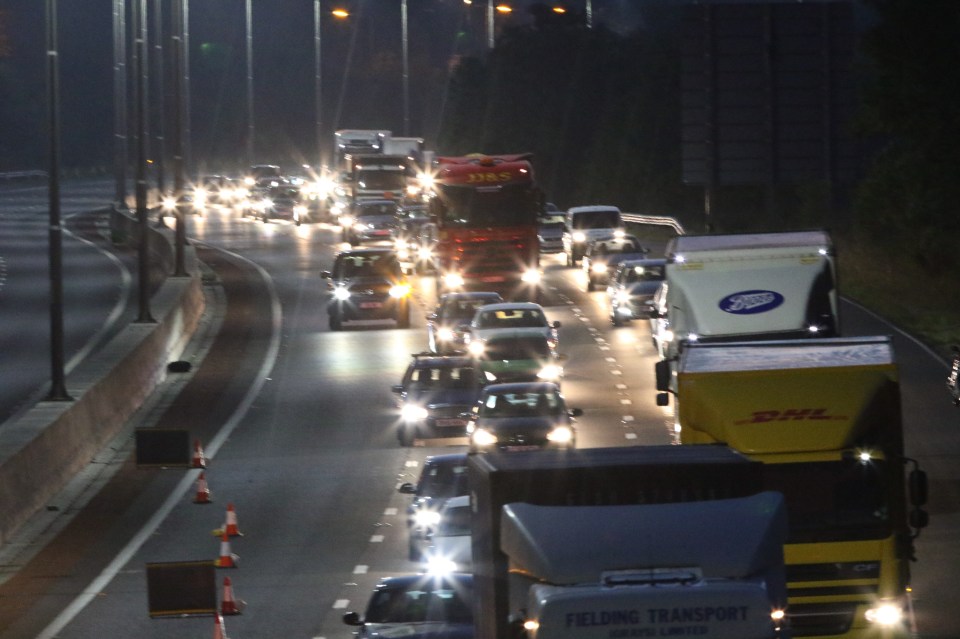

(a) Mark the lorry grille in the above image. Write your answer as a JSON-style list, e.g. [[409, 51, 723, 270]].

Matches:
[[785, 602, 855, 636]]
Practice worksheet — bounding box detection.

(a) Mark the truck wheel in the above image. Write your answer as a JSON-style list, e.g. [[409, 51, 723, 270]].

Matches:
[[329, 312, 342, 331]]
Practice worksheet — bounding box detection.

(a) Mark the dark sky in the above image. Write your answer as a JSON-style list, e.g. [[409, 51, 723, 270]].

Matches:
[[0, 0, 642, 172]]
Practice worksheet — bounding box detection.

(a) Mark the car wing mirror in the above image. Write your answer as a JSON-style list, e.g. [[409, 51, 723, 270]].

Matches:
[[552, 320, 561, 328], [391, 384, 404, 394], [398, 482, 417, 495], [343, 612, 362, 626], [320, 270, 332, 279], [568, 407, 583, 417]]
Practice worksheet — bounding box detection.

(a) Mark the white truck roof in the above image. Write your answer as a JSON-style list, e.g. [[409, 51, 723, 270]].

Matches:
[[567, 205, 621, 215], [666, 230, 832, 258], [500, 492, 786, 585], [680, 336, 894, 375]]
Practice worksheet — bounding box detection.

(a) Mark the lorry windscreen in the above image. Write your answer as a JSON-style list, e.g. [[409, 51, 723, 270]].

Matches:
[[357, 170, 406, 190], [763, 460, 891, 543], [438, 183, 538, 227]]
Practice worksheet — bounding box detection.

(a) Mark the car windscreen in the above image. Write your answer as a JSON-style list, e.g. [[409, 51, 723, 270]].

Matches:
[[442, 298, 499, 321], [418, 461, 469, 498], [335, 254, 400, 278], [625, 264, 665, 283], [482, 336, 550, 360], [475, 309, 546, 329], [480, 390, 562, 417], [572, 211, 620, 229], [408, 366, 479, 389], [365, 581, 473, 624]]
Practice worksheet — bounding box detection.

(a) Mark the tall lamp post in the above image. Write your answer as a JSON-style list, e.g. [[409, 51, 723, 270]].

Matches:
[[401, 0, 409, 136], [314, 4, 349, 171], [112, 0, 127, 210], [246, 0, 254, 165], [171, 0, 188, 276], [46, 0, 71, 401], [132, 0, 154, 323]]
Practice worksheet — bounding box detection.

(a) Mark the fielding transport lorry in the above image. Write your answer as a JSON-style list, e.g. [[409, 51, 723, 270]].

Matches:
[[502, 494, 789, 639], [651, 231, 839, 398], [429, 154, 543, 302], [659, 336, 929, 638], [467, 445, 786, 639]]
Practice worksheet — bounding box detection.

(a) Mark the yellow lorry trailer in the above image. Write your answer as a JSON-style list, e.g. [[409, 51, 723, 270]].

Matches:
[[664, 336, 928, 638]]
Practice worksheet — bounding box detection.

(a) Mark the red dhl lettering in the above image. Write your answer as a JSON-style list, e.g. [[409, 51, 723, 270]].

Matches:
[[734, 408, 848, 424]]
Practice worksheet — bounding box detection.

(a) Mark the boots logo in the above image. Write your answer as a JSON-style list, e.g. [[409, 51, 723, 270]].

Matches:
[[735, 408, 848, 424], [719, 290, 784, 314]]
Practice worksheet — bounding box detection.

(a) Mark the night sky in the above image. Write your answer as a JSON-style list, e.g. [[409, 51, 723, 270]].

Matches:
[[0, 0, 642, 172]]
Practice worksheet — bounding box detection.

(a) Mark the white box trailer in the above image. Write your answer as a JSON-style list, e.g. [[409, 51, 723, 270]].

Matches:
[[500, 492, 789, 639], [657, 231, 839, 365]]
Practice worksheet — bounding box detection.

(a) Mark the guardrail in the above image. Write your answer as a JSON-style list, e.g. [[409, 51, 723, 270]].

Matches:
[[622, 212, 685, 235], [0, 170, 48, 180]]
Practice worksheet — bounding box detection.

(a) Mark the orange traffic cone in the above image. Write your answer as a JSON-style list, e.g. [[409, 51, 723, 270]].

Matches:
[[215, 531, 239, 568], [193, 439, 207, 469], [220, 576, 245, 615], [217, 503, 243, 537], [212, 613, 230, 639], [193, 472, 212, 504]]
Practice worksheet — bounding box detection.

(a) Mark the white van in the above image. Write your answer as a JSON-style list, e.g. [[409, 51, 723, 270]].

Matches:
[[562, 205, 624, 266]]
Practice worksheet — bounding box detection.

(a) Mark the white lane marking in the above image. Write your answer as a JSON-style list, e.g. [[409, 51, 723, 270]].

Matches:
[[36, 246, 284, 639], [384, 507, 398, 516], [620, 399, 632, 405], [605, 357, 616, 363], [370, 535, 384, 543], [354, 565, 369, 574], [333, 599, 350, 609], [625, 433, 638, 440], [616, 384, 627, 390], [405, 460, 419, 467], [610, 369, 622, 376], [622, 415, 634, 422]]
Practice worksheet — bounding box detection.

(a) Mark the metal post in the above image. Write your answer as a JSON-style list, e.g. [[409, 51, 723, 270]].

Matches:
[[401, 0, 410, 136], [315, 0, 322, 170], [183, 0, 192, 176], [172, 0, 187, 276], [46, 0, 71, 401], [486, 0, 494, 49], [246, 0, 254, 165], [586, 0, 593, 29], [133, 0, 155, 322], [153, 0, 165, 198], [113, 0, 127, 209]]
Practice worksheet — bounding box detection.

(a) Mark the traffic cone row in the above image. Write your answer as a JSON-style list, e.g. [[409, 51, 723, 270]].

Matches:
[[193, 438, 207, 469], [220, 576, 246, 615], [212, 503, 243, 537]]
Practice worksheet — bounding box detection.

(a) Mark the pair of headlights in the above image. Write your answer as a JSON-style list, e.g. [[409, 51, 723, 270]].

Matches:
[[332, 283, 411, 301], [468, 424, 573, 447]]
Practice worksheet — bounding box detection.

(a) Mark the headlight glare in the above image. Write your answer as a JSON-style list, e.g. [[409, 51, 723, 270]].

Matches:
[[472, 428, 498, 447], [401, 404, 429, 421], [547, 425, 573, 443], [333, 287, 351, 301], [864, 602, 904, 626], [389, 283, 411, 298], [444, 272, 465, 288]]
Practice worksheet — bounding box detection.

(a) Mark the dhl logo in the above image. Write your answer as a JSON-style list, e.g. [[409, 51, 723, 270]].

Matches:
[[734, 408, 848, 424]]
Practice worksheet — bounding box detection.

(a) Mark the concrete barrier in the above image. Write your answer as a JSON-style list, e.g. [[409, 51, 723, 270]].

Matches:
[[0, 213, 206, 546]]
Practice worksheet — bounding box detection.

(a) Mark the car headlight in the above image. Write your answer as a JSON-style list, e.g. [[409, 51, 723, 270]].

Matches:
[[417, 246, 433, 261], [194, 188, 208, 202], [425, 554, 459, 575], [864, 601, 904, 626], [389, 283, 411, 298], [261, 198, 274, 210], [591, 262, 608, 274], [471, 428, 498, 447], [443, 272, 465, 288], [537, 363, 563, 381], [572, 231, 586, 243], [340, 215, 355, 227], [547, 425, 573, 443], [332, 287, 351, 301], [294, 205, 307, 216], [437, 327, 455, 342], [414, 509, 441, 528], [521, 269, 541, 283], [401, 404, 429, 421], [661, 329, 674, 343], [162, 197, 177, 211], [354, 222, 368, 231], [686, 332, 699, 343], [616, 291, 631, 304], [468, 341, 485, 356]]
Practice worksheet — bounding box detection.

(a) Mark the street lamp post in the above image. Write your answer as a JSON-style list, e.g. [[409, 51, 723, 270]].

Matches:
[[401, 0, 410, 136], [171, 0, 188, 276], [133, 0, 155, 323], [113, 0, 127, 210], [246, 0, 254, 166], [314, 0, 322, 170], [153, 0, 166, 197]]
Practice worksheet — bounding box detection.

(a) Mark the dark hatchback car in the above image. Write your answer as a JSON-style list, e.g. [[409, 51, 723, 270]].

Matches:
[[346, 199, 400, 245], [426, 291, 504, 354], [398, 453, 469, 560], [321, 248, 412, 330], [343, 573, 474, 639], [392, 354, 485, 446], [466, 381, 581, 453]]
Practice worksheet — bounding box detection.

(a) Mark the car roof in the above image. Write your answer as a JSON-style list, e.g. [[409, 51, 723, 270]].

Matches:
[[423, 453, 468, 467], [617, 258, 666, 269], [441, 292, 503, 302], [442, 495, 471, 510], [482, 381, 562, 394], [474, 302, 544, 312], [567, 205, 621, 214], [335, 247, 396, 258], [409, 354, 475, 368]]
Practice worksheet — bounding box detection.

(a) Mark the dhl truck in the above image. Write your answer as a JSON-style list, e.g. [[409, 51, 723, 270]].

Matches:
[[659, 336, 929, 638], [467, 445, 781, 639], [428, 154, 543, 302]]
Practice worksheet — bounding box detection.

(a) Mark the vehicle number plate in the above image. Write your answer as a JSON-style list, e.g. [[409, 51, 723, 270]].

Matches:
[[505, 445, 540, 452], [359, 302, 383, 309], [436, 419, 467, 427], [481, 276, 505, 283]]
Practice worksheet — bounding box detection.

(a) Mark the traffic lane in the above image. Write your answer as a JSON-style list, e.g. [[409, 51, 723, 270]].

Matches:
[[840, 298, 960, 637]]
